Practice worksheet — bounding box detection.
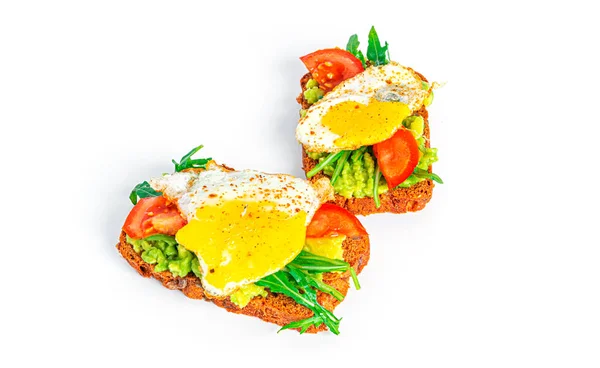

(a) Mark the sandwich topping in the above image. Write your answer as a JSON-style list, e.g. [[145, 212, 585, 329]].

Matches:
[[296, 27, 443, 207], [176, 199, 307, 297], [122, 145, 367, 334]]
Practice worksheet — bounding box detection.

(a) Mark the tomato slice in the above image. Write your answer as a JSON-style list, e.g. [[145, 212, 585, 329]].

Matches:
[[306, 203, 368, 239], [373, 128, 420, 189], [300, 48, 364, 91], [123, 196, 186, 239]]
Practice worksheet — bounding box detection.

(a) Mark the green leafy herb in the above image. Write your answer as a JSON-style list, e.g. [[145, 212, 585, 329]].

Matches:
[[412, 167, 444, 184], [373, 165, 382, 208], [330, 150, 351, 185], [287, 265, 344, 301], [172, 144, 211, 172], [306, 151, 343, 178], [366, 26, 389, 66], [191, 257, 201, 278], [256, 271, 341, 334], [284, 266, 341, 333], [143, 234, 177, 244], [290, 251, 361, 290], [129, 181, 162, 205], [256, 251, 362, 334], [278, 316, 323, 334], [353, 146, 368, 162], [346, 34, 366, 68], [128, 144, 211, 204]]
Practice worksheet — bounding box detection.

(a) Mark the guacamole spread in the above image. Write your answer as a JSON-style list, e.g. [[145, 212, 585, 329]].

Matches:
[[126, 231, 346, 308], [230, 284, 268, 308], [127, 234, 201, 278]]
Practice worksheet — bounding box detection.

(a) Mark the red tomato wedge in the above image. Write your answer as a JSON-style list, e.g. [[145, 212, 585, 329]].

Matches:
[[123, 196, 186, 239], [373, 128, 420, 189], [300, 48, 364, 91], [306, 203, 368, 239]]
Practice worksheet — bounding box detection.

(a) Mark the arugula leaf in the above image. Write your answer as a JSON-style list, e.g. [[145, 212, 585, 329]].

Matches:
[[288, 265, 345, 301], [285, 266, 340, 332], [143, 234, 177, 244], [278, 316, 323, 334], [413, 168, 444, 184], [290, 252, 349, 272], [330, 150, 351, 185], [290, 251, 361, 290], [306, 151, 343, 178], [373, 165, 382, 209], [129, 181, 162, 205], [366, 26, 389, 66], [353, 146, 368, 162], [256, 251, 364, 334], [128, 144, 210, 203], [256, 271, 341, 334], [346, 34, 366, 68], [349, 267, 360, 291], [346, 34, 359, 54], [172, 144, 212, 172]]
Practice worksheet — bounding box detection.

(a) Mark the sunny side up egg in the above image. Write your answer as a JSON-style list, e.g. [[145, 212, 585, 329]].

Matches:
[[149, 162, 334, 298], [296, 61, 432, 153]]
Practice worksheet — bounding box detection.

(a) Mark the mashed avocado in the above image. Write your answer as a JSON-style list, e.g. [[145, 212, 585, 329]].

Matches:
[[308, 149, 388, 199], [230, 284, 268, 308], [126, 234, 201, 278], [403, 115, 425, 139], [127, 233, 345, 309], [304, 79, 324, 104], [421, 81, 434, 107], [126, 234, 267, 308], [307, 115, 439, 198]]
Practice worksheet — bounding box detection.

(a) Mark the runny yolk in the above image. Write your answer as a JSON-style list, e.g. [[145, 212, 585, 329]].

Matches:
[[321, 98, 411, 148], [175, 199, 307, 296]]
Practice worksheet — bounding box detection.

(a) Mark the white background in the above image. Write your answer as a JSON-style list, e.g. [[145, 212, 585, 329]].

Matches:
[[1, 1, 599, 367]]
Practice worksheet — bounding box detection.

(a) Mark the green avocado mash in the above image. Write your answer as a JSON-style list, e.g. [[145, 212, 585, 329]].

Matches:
[[230, 283, 268, 308], [126, 234, 201, 278], [403, 115, 425, 139], [421, 82, 434, 107], [309, 150, 389, 198], [126, 232, 346, 309], [304, 79, 324, 104]]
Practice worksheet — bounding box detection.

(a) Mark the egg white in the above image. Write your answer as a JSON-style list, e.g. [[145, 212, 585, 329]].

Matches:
[[149, 162, 332, 226], [148, 163, 334, 297]]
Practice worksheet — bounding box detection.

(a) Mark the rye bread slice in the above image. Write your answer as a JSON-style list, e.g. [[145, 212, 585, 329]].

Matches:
[[297, 72, 435, 216], [116, 229, 369, 333]]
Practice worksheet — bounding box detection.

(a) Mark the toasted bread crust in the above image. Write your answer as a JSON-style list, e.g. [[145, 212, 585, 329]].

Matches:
[[116, 230, 369, 333], [297, 72, 435, 215]]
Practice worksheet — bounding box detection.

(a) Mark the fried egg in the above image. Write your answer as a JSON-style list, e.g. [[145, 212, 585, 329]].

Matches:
[[149, 162, 333, 297], [296, 61, 432, 153]]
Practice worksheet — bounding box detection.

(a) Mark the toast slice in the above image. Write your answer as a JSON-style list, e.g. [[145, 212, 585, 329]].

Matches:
[[116, 228, 370, 333], [297, 72, 435, 216]]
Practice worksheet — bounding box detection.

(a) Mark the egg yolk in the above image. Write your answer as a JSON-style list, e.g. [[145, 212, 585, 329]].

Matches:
[[175, 199, 307, 296], [322, 98, 411, 148]]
